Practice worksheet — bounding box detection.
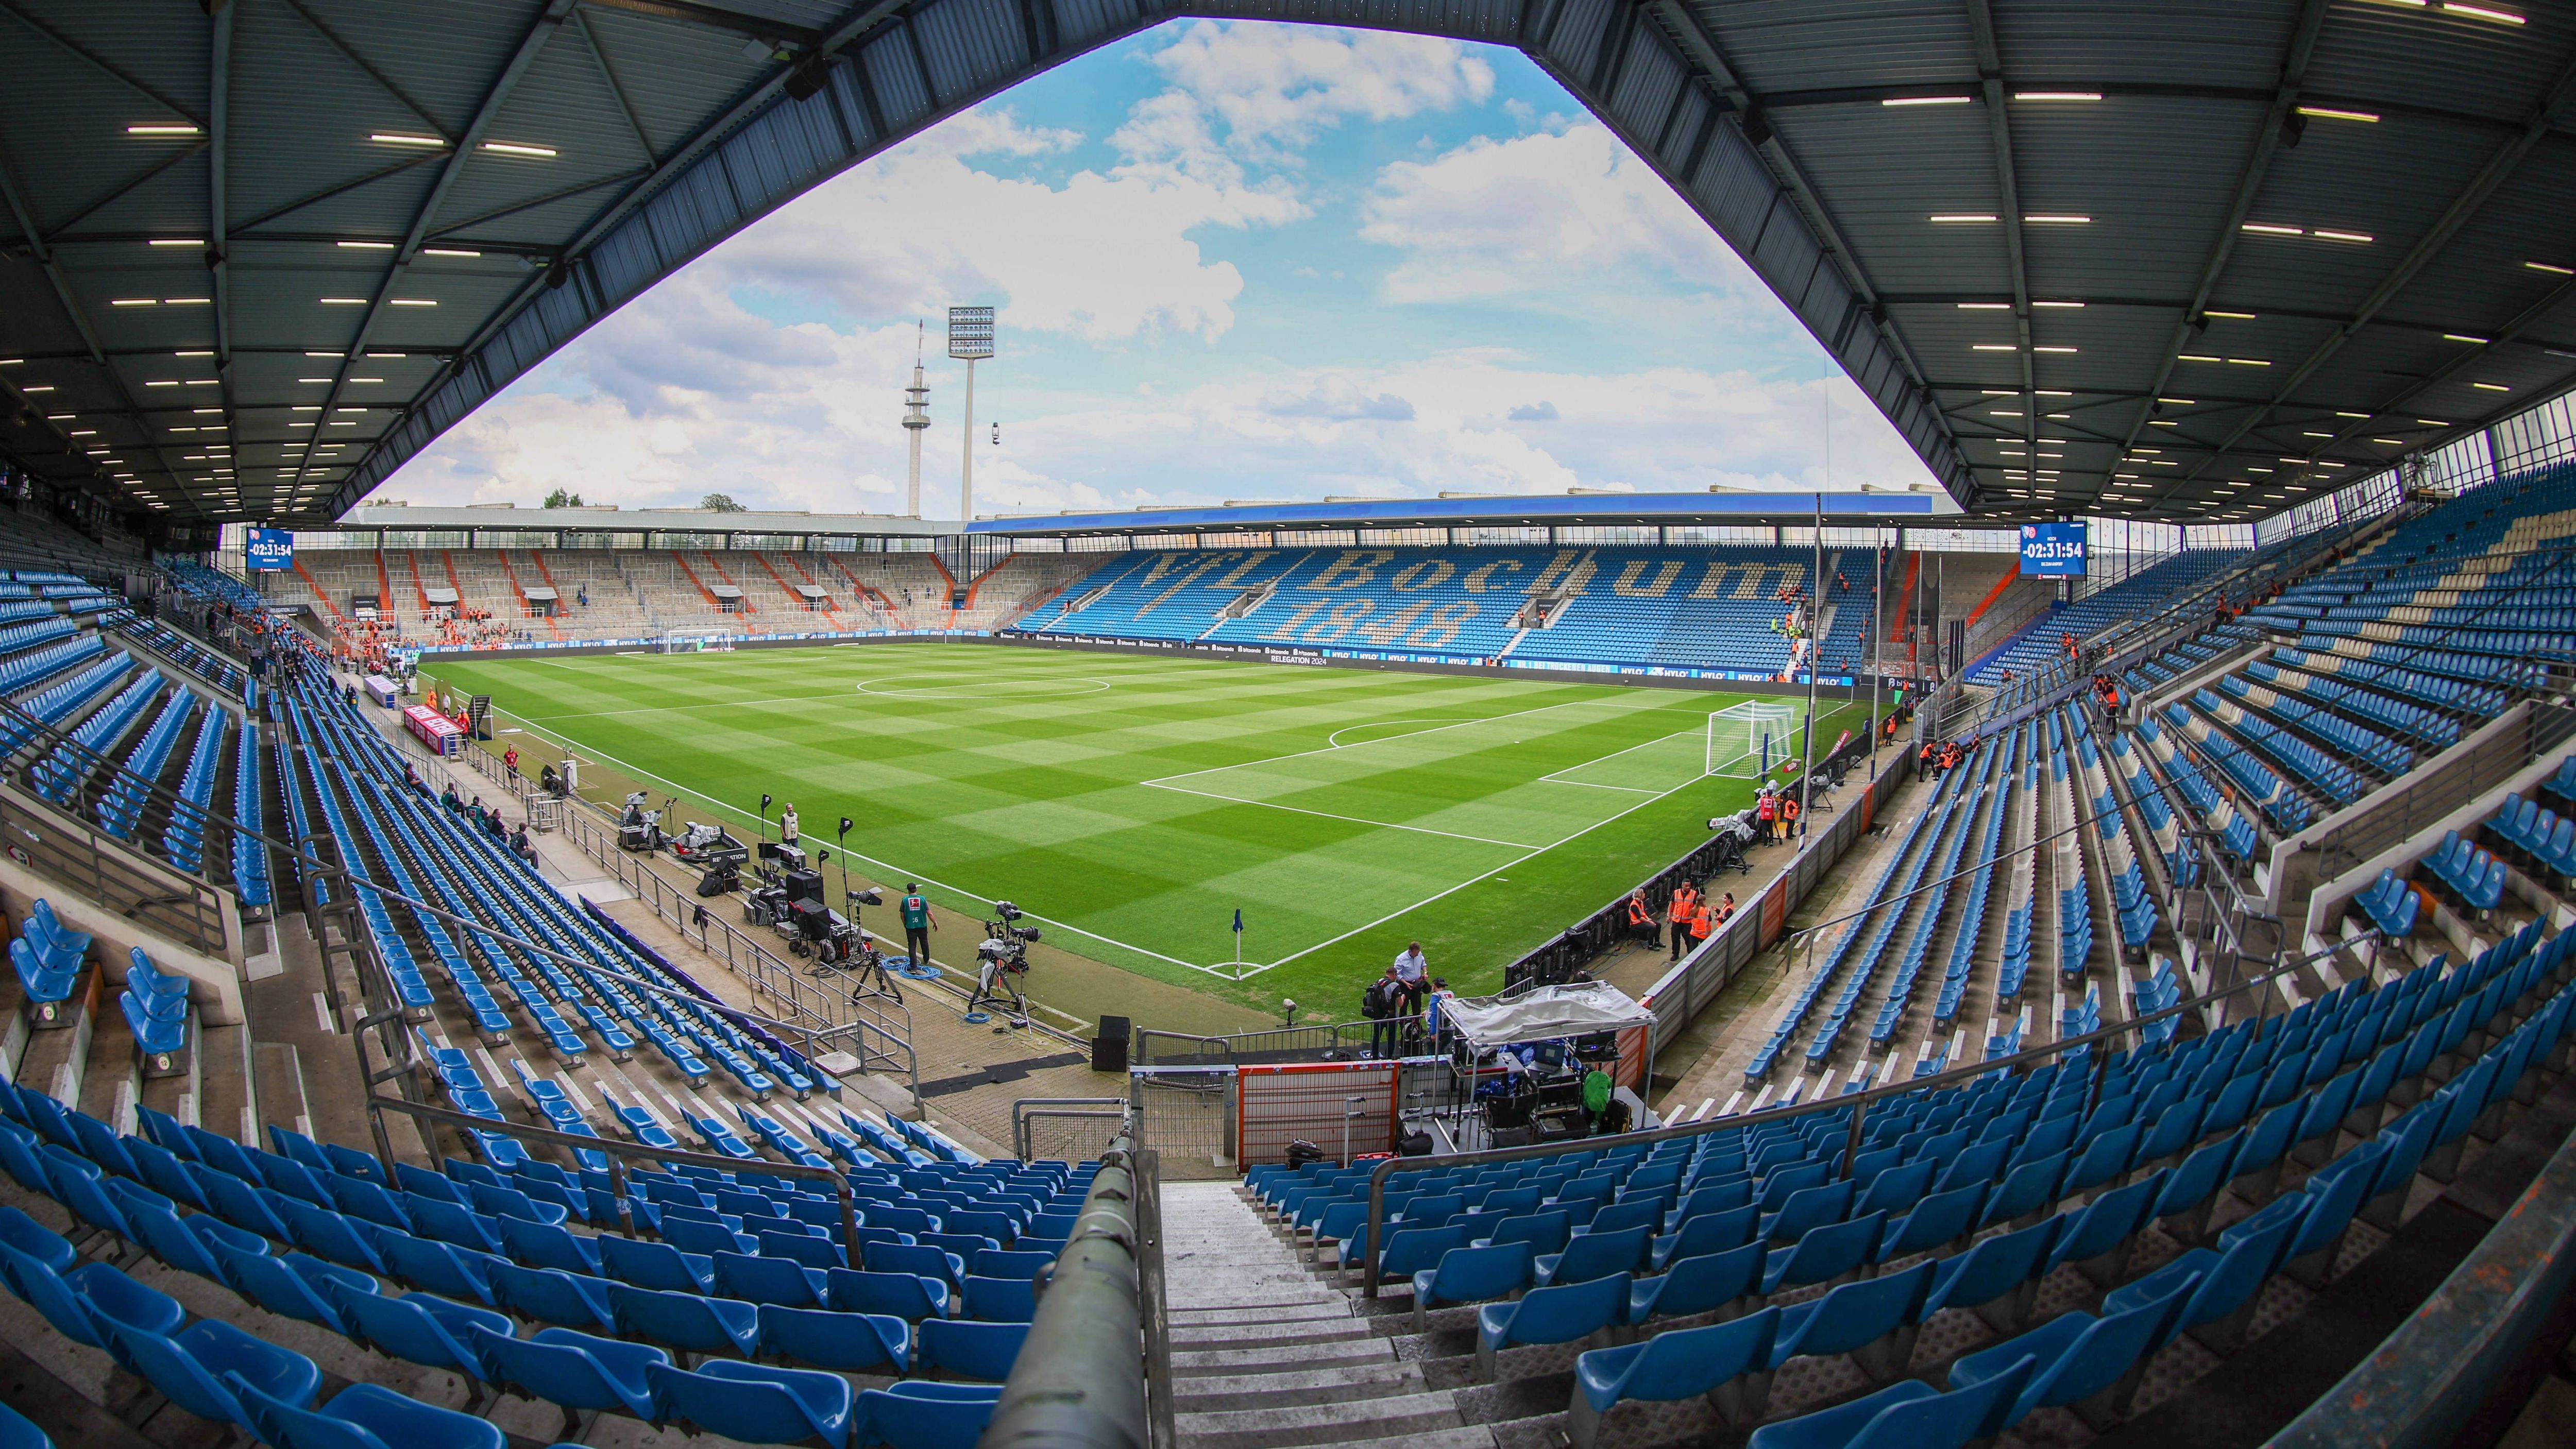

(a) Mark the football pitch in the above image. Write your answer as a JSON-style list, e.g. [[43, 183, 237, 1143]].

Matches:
[[426, 643, 1863, 1007]]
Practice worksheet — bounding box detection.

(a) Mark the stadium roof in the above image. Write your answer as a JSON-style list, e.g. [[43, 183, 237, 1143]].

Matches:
[[965, 489, 1944, 538], [4, 1, 2571, 532]]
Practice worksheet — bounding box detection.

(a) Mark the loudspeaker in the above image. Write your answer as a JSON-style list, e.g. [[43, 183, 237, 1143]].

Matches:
[[785, 870, 824, 909], [1092, 1016, 1131, 1073]]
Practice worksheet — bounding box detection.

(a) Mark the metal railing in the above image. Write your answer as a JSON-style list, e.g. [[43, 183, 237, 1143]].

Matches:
[[980, 1133, 1171, 1449], [2313, 700, 2576, 886], [363, 1094, 865, 1262], [1011, 1097, 1130, 1162], [1134, 1021, 1375, 1066], [1361, 937, 2333, 1295], [423, 708, 1087, 1046], [0, 776, 233, 958]]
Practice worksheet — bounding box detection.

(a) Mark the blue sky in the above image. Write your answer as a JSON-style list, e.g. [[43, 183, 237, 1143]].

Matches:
[[388, 22, 1939, 518]]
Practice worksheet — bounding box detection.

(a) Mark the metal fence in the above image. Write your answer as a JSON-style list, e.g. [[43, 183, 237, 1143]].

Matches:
[[0, 777, 233, 959], [1010, 1098, 1130, 1163], [1128, 1067, 1236, 1180]]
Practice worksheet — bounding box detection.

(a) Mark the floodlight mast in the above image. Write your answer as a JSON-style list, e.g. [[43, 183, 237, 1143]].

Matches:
[[902, 322, 930, 518], [947, 306, 995, 522]]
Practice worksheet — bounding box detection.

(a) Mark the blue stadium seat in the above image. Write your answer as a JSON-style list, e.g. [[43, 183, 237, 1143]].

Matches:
[[1744, 1357, 2036, 1449], [1767, 1259, 1936, 1381], [1628, 1241, 1762, 1325], [605, 1282, 760, 1356], [650, 1358, 855, 1448], [759, 1304, 911, 1373], [1474, 1273, 1629, 1383], [100, 1317, 320, 1429], [467, 1323, 662, 1419], [915, 1319, 1027, 1382], [857, 1383, 1003, 1449], [1411, 1241, 1535, 1331], [1921, 1216, 2061, 1333], [1567, 1305, 1780, 1449], [1947, 1274, 2196, 1430], [235, 1380, 503, 1449]]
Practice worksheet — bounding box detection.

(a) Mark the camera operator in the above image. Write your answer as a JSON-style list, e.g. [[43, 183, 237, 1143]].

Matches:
[[898, 884, 936, 972], [1362, 966, 1404, 1059]]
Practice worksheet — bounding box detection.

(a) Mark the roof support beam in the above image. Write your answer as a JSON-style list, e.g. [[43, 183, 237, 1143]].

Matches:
[[37, 141, 207, 245], [2187, 48, 2576, 489], [210, 0, 236, 419], [2125, 0, 2331, 515], [0, 138, 183, 501], [336, 0, 911, 515], [1643, 0, 1968, 499], [297, 0, 580, 493], [2307, 274, 2576, 465], [277, 0, 453, 140], [0, 0, 202, 127], [579, 0, 822, 48], [1963, 0, 2037, 472]]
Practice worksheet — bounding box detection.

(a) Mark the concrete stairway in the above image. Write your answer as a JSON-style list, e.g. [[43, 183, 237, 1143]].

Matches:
[[1162, 1182, 1497, 1449]]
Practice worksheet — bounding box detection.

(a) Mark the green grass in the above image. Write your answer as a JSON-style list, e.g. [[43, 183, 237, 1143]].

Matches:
[[428, 643, 1861, 1009]]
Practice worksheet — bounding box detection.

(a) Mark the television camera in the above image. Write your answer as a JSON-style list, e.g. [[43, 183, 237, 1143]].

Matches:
[[617, 792, 668, 851], [1704, 808, 1759, 874], [668, 816, 748, 895], [969, 901, 1042, 1021]]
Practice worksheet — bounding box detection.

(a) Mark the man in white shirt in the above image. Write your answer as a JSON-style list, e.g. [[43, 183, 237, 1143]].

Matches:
[[779, 804, 800, 847], [1392, 943, 1428, 1015]]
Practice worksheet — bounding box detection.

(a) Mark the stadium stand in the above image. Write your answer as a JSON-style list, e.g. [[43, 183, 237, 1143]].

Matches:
[[271, 547, 1101, 647], [1018, 544, 1857, 676]]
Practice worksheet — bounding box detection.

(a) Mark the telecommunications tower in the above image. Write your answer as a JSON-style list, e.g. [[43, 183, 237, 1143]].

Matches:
[[901, 323, 930, 518], [946, 305, 994, 522]]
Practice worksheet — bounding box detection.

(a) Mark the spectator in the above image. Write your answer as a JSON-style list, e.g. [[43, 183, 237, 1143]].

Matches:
[[1581, 1062, 1614, 1134], [1363, 966, 1405, 1059], [503, 745, 519, 777], [1392, 941, 1429, 1014]]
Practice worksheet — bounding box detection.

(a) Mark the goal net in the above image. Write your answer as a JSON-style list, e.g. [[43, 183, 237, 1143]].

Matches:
[[1707, 701, 1802, 777], [658, 628, 739, 654]]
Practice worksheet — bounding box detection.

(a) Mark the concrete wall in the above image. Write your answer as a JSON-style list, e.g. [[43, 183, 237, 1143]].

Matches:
[[0, 852, 248, 1027]]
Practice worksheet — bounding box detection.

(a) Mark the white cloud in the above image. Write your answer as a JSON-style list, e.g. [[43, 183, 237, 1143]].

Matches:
[[1143, 21, 1495, 158], [1361, 123, 1751, 308]]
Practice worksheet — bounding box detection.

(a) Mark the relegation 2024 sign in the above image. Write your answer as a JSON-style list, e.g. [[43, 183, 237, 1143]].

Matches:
[[2020, 522, 2086, 577]]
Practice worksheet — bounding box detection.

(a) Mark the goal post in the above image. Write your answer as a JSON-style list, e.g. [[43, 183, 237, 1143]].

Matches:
[[657, 628, 740, 654], [1706, 701, 1803, 778]]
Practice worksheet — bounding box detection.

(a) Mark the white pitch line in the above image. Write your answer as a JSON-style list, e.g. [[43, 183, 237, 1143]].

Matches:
[[1140, 696, 1633, 787], [1256, 736, 1717, 971], [1143, 782, 1547, 851], [478, 719, 1217, 975]]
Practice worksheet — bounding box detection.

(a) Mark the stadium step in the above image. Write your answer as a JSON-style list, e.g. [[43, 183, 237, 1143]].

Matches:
[[1161, 1182, 1495, 1447]]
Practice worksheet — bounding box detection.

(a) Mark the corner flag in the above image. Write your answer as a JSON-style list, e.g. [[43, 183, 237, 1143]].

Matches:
[[1232, 909, 1243, 935]]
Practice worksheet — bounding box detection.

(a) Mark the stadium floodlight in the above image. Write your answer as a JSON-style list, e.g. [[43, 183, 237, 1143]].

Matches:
[[948, 306, 995, 523]]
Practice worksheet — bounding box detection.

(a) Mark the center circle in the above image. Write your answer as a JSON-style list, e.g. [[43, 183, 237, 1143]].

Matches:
[[856, 676, 1111, 700]]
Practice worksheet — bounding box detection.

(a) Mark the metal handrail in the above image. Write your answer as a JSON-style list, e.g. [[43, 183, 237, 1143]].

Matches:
[[363, 1094, 862, 1263], [1011, 1097, 1129, 1160], [981, 1134, 1160, 1449], [1361, 936, 2330, 1295]]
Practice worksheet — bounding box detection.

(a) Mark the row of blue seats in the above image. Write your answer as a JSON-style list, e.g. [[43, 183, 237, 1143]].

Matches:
[[1933, 728, 2019, 1027], [0, 1192, 999, 1449], [1281, 931, 2547, 1301], [1313, 937, 2571, 1440], [1551, 934, 2575, 1446], [1749, 755, 1981, 1077], [2247, 659, 2461, 748], [1869, 740, 2008, 1048], [6, 900, 92, 1020], [0, 1082, 1103, 1445], [2420, 831, 2510, 915], [2486, 791, 2576, 879], [283, 681, 838, 1122]]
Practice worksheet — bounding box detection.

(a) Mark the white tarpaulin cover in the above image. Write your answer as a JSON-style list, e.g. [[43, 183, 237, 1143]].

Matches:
[[1444, 981, 1655, 1049]]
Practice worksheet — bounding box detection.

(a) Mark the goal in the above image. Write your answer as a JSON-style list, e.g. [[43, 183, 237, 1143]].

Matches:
[[1706, 701, 1803, 777], [657, 628, 740, 654]]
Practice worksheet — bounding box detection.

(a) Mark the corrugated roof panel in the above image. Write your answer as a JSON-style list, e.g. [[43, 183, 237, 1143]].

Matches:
[[295, 0, 550, 134], [1707, 0, 1976, 95], [578, 7, 781, 159], [2011, 97, 2263, 302], [1995, 0, 2297, 92], [2307, 1, 2567, 127], [916, 0, 1035, 98]]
